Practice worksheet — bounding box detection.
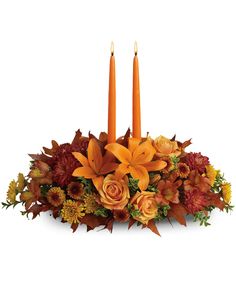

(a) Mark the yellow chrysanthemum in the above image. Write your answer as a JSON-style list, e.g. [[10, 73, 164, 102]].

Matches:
[[61, 200, 85, 224], [83, 193, 99, 213], [17, 173, 25, 192], [222, 183, 232, 204], [7, 180, 17, 203], [206, 165, 217, 186], [47, 187, 65, 207]]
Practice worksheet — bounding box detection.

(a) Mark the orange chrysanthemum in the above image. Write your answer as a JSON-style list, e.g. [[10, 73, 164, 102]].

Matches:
[[67, 182, 84, 200], [177, 163, 190, 178], [47, 187, 65, 207]]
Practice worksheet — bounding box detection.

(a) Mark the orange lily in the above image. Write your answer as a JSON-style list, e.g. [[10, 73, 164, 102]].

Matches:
[[72, 138, 118, 190], [105, 138, 167, 190]]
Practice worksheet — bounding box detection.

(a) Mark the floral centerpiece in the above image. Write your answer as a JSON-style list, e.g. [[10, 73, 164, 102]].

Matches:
[[2, 129, 233, 235]]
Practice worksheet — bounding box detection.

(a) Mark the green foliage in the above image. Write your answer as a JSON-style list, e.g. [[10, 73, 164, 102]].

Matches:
[[170, 155, 180, 169], [155, 205, 170, 221], [77, 177, 95, 194], [224, 203, 234, 213], [94, 207, 109, 217], [40, 184, 52, 197], [2, 201, 21, 209], [127, 203, 141, 218], [128, 177, 140, 195], [146, 184, 158, 192], [194, 211, 211, 226]]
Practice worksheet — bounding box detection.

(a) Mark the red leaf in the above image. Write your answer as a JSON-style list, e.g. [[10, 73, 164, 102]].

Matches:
[[179, 139, 192, 149], [103, 218, 114, 233], [80, 214, 108, 230], [128, 218, 136, 229], [168, 203, 187, 226], [28, 153, 52, 165], [27, 203, 49, 219], [171, 134, 176, 141], [209, 193, 225, 210], [117, 128, 130, 147], [146, 219, 161, 236], [71, 222, 79, 233], [43, 140, 59, 156], [71, 129, 82, 146]]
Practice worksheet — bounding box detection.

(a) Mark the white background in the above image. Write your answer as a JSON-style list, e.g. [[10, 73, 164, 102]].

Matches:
[[0, 1, 235, 282]]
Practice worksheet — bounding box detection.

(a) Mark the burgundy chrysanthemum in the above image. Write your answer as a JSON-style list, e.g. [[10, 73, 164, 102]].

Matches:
[[52, 154, 80, 187], [184, 152, 209, 174], [184, 189, 209, 214]]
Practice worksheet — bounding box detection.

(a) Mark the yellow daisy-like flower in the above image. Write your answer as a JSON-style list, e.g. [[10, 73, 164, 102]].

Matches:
[[17, 173, 25, 192], [47, 187, 65, 207], [206, 165, 218, 186], [83, 193, 99, 214], [221, 183, 232, 204], [61, 200, 85, 224], [7, 180, 17, 203]]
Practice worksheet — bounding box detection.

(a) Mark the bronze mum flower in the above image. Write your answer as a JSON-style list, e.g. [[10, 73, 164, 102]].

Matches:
[[67, 182, 84, 200], [113, 208, 130, 223]]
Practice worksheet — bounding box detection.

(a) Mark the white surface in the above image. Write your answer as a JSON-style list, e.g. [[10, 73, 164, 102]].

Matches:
[[0, 1, 235, 282]]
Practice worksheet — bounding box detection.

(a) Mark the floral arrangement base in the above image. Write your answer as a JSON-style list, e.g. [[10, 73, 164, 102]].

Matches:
[[2, 129, 233, 235]]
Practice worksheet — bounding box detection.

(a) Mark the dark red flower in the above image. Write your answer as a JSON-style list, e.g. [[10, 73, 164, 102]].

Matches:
[[52, 154, 80, 187], [113, 208, 130, 222], [184, 152, 209, 174], [184, 189, 209, 214]]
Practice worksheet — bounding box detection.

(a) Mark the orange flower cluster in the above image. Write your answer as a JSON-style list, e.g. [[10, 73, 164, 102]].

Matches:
[[2, 129, 232, 235]]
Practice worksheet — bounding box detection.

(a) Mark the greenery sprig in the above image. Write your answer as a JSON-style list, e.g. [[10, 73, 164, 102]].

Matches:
[[194, 211, 211, 226]]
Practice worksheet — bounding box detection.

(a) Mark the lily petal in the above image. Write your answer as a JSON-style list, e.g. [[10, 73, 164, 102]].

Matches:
[[115, 163, 131, 179], [72, 166, 96, 178], [92, 176, 104, 191], [128, 138, 140, 154], [72, 152, 89, 167], [143, 160, 167, 172], [88, 138, 103, 174], [105, 143, 132, 164], [99, 162, 118, 175], [132, 140, 156, 165], [129, 165, 149, 191]]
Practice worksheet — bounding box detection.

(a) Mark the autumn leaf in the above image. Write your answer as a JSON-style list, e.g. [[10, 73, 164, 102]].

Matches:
[[146, 219, 161, 236], [128, 218, 136, 229], [27, 203, 49, 219], [80, 214, 108, 230], [168, 203, 187, 226], [71, 129, 82, 146]]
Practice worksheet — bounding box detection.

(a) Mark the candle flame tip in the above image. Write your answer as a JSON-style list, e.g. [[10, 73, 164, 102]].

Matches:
[[110, 41, 114, 55], [134, 41, 138, 55]]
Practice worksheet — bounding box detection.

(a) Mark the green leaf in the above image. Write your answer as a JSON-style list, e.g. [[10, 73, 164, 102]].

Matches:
[[193, 211, 211, 226], [128, 177, 140, 196], [94, 207, 109, 218], [77, 177, 95, 194], [170, 155, 180, 169]]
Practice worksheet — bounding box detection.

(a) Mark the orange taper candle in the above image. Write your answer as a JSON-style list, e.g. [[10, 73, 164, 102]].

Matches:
[[107, 42, 116, 144], [132, 41, 141, 139]]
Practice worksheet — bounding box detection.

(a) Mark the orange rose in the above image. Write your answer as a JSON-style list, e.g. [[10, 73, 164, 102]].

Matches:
[[98, 174, 130, 210], [154, 135, 181, 157], [130, 191, 158, 224]]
